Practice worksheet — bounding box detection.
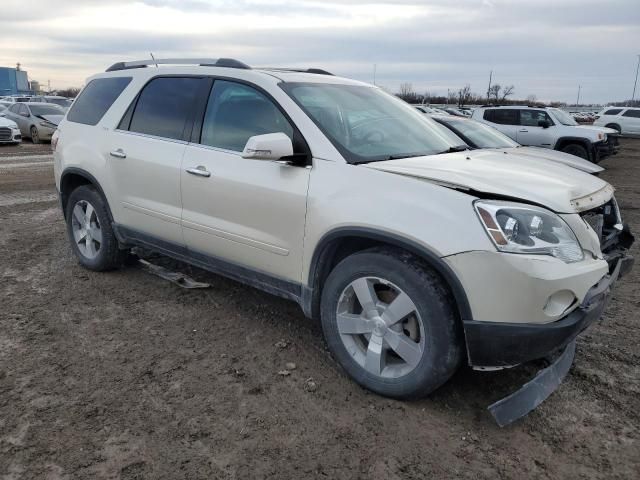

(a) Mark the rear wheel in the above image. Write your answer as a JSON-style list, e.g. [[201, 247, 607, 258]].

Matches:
[[320, 247, 462, 399], [65, 185, 125, 271], [561, 143, 589, 160], [30, 126, 40, 144]]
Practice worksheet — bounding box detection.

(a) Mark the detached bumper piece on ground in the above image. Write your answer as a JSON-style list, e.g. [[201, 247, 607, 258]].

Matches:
[[484, 254, 633, 426]]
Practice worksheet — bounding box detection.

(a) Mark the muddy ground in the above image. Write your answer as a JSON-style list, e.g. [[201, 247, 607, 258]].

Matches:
[[0, 139, 638, 479]]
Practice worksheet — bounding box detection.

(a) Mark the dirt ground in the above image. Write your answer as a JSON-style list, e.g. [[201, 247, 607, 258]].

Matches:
[[1, 139, 638, 480]]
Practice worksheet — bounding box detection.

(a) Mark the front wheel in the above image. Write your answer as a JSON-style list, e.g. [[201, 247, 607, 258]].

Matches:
[[30, 126, 40, 144], [320, 247, 462, 399], [561, 143, 589, 160], [65, 185, 125, 271]]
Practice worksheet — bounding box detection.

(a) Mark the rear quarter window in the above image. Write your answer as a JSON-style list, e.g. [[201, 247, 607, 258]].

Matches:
[[604, 109, 623, 115], [67, 77, 132, 126], [622, 109, 640, 118]]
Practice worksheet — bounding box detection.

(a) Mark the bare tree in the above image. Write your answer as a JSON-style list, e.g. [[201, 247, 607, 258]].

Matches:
[[488, 84, 501, 102], [399, 83, 414, 96], [500, 85, 515, 101], [525, 94, 537, 104], [397, 83, 419, 103], [457, 84, 472, 107]]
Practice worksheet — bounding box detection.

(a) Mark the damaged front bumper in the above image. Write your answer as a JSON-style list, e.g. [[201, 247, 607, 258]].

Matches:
[[468, 253, 633, 426]]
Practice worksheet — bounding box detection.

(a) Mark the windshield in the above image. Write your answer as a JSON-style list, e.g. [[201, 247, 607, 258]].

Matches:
[[549, 108, 578, 126], [281, 83, 456, 163], [29, 104, 65, 116], [438, 118, 519, 149]]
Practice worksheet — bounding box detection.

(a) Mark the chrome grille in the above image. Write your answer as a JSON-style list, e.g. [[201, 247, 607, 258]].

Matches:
[[0, 127, 11, 141]]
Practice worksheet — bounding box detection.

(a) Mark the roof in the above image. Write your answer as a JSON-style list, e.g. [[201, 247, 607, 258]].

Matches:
[[97, 58, 370, 87]]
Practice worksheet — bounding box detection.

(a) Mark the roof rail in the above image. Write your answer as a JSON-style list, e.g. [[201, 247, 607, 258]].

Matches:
[[105, 58, 251, 72], [260, 67, 334, 76]]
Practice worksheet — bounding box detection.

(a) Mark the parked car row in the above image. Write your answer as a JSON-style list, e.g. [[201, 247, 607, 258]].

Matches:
[[0, 95, 69, 145], [415, 104, 619, 165], [570, 111, 598, 123]]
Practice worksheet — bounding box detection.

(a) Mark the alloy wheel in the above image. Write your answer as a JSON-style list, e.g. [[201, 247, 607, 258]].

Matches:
[[336, 276, 425, 378], [71, 200, 102, 259]]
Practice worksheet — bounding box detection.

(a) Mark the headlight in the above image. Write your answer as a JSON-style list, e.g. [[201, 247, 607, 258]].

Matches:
[[597, 132, 607, 141], [475, 200, 584, 263]]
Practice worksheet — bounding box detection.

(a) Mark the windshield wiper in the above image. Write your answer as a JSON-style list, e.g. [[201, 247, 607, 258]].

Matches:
[[436, 145, 468, 154], [383, 153, 426, 160]]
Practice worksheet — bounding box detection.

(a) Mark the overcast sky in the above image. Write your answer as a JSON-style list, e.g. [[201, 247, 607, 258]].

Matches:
[[1, 0, 639, 104]]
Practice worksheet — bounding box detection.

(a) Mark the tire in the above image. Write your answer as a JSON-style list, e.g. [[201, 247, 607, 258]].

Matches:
[[561, 143, 589, 160], [605, 124, 621, 134], [65, 185, 125, 271], [320, 247, 463, 399], [30, 126, 40, 144]]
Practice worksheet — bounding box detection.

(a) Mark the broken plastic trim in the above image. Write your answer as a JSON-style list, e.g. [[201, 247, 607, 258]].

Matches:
[[488, 340, 576, 427], [138, 258, 210, 289]]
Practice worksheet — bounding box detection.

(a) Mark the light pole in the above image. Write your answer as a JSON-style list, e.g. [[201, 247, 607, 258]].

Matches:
[[632, 54, 640, 104], [576, 85, 581, 106]]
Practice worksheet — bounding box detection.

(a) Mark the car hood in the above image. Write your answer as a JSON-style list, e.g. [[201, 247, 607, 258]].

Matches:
[[37, 114, 63, 126], [500, 146, 603, 174], [575, 124, 618, 135], [363, 149, 613, 213], [0, 116, 17, 128]]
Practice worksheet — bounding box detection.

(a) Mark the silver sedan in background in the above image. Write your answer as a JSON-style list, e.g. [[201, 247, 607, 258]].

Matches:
[[3, 102, 65, 143]]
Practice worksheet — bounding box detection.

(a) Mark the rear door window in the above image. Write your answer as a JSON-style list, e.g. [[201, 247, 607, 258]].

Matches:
[[484, 109, 519, 125], [520, 110, 553, 126], [126, 77, 201, 141], [67, 77, 132, 126]]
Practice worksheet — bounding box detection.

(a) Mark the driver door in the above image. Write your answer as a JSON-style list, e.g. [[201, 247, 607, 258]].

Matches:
[[181, 79, 311, 283], [517, 110, 555, 148]]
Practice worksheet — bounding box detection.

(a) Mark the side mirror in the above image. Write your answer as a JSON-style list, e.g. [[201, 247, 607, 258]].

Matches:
[[538, 119, 550, 129], [242, 133, 294, 161]]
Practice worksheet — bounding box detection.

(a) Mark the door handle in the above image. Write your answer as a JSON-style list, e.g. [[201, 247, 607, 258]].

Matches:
[[110, 149, 126, 158], [186, 166, 211, 178], [519, 129, 528, 133]]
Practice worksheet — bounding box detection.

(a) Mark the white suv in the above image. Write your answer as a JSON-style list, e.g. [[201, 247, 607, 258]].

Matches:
[[593, 107, 640, 135], [472, 105, 619, 163], [53, 59, 634, 424]]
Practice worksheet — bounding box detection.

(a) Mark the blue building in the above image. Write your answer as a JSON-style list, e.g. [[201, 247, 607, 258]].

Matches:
[[0, 66, 33, 96]]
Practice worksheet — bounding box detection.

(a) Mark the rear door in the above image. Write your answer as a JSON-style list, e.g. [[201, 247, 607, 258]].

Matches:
[[107, 76, 203, 245], [620, 109, 640, 134], [516, 109, 555, 148], [181, 79, 311, 283], [481, 109, 520, 141]]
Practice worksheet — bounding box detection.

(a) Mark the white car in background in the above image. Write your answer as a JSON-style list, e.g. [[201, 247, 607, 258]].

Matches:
[[594, 107, 640, 135], [472, 105, 619, 162], [0, 115, 22, 144]]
